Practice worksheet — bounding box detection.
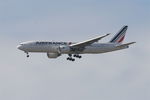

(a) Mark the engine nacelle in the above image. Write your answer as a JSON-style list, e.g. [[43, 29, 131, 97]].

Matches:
[[47, 53, 61, 58]]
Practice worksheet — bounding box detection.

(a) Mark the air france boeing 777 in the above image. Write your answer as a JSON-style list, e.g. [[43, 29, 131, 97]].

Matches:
[[17, 26, 135, 61]]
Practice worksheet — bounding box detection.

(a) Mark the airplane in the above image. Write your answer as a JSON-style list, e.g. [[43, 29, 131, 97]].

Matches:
[[17, 26, 135, 61]]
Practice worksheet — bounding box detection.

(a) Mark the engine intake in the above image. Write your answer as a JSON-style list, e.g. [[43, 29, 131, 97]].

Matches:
[[47, 53, 61, 58]]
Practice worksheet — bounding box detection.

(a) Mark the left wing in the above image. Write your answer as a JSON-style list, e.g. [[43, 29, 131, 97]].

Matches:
[[70, 33, 110, 48]]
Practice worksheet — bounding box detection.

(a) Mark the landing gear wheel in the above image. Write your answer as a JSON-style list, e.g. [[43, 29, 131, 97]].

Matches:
[[72, 59, 75, 61], [25, 52, 29, 58], [67, 58, 75, 61], [73, 54, 82, 59], [67, 57, 70, 60], [79, 56, 82, 58], [67, 54, 75, 61]]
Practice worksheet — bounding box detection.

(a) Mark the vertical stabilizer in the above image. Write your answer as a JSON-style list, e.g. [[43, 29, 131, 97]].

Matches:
[[109, 26, 128, 43]]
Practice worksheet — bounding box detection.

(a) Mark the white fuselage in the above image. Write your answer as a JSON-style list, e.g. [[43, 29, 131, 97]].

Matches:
[[17, 41, 128, 54], [17, 26, 134, 61]]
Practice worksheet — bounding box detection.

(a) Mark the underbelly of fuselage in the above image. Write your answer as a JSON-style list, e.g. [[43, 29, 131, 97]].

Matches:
[[26, 46, 122, 54]]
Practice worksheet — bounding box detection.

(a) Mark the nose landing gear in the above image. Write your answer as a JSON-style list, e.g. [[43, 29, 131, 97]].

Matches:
[[27, 55, 29, 57], [25, 52, 29, 58]]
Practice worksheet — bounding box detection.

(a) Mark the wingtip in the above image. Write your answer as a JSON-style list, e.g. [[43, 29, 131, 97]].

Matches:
[[106, 33, 111, 36], [124, 25, 128, 28], [132, 42, 136, 44], [129, 42, 136, 45]]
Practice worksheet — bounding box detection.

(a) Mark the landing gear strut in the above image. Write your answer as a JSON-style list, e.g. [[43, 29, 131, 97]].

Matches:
[[25, 52, 29, 58]]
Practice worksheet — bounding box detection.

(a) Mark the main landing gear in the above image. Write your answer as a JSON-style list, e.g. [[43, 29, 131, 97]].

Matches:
[[67, 54, 82, 61], [74, 54, 82, 58], [67, 54, 75, 61]]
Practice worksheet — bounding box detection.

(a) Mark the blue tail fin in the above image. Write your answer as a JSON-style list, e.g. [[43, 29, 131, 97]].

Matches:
[[109, 26, 128, 43]]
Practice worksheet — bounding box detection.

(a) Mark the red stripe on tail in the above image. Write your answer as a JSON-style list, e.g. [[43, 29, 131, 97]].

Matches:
[[117, 36, 125, 43]]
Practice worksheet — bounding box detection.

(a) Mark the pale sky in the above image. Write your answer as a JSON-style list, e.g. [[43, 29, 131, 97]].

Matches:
[[0, 0, 150, 100]]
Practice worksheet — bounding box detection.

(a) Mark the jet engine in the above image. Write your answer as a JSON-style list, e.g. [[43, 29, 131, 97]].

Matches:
[[47, 53, 61, 58]]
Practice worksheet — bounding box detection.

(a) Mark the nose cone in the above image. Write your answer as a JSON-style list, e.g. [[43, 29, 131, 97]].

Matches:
[[17, 45, 23, 50]]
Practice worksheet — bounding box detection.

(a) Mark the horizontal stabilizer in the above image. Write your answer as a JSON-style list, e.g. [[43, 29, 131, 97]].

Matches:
[[116, 42, 136, 48]]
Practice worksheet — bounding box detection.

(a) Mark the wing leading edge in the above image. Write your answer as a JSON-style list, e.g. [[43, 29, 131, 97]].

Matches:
[[70, 33, 110, 48]]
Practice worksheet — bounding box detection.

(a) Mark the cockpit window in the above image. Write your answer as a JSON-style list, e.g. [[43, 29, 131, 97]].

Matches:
[[20, 43, 24, 45]]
